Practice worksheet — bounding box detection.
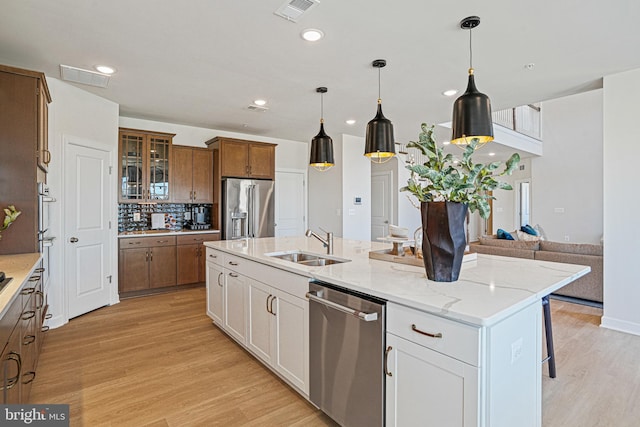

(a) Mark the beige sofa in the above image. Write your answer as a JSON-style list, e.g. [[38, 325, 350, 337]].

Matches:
[[469, 236, 603, 303]]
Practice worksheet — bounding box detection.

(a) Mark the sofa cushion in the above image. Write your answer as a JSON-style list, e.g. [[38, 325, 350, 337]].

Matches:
[[469, 243, 535, 259], [539, 241, 603, 256], [479, 235, 540, 250]]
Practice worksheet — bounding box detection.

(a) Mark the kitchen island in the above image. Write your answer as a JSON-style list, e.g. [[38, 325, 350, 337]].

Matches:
[[204, 236, 590, 427]]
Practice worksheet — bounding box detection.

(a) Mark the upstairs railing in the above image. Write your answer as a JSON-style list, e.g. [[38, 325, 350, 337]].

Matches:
[[492, 104, 541, 140]]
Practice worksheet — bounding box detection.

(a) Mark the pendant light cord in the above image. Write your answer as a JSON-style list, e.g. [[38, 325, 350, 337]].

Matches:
[[320, 92, 324, 123], [469, 27, 473, 70], [378, 66, 382, 102]]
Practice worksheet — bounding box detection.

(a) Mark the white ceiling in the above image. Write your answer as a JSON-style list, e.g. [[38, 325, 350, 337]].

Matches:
[[1, 0, 638, 158]]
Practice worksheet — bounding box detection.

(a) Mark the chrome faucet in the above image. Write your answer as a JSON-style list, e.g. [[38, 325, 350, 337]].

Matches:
[[306, 228, 333, 255]]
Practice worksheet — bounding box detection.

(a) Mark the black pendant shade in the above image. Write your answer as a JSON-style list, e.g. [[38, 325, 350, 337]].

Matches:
[[451, 16, 494, 148], [451, 70, 494, 146], [309, 121, 334, 172], [365, 101, 395, 163], [364, 59, 395, 163], [309, 87, 334, 172]]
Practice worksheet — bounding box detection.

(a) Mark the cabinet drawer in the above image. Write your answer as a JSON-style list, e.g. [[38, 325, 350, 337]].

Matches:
[[119, 236, 176, 249], [176, 233, 220, 245], [205, 248, 224, 266], [387, 302, 480, 366]]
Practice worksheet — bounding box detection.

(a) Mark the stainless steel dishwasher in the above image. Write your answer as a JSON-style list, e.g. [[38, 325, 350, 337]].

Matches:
[[307, 280, 386, 427]]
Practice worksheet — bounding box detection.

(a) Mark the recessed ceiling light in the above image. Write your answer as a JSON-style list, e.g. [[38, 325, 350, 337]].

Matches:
[[524, 63, 535, 70], [488, 152, 496, 156], [95, 65, 116, 74], [254, 99, 267, 106], [346, 119, 356, 125], [301, 28, 324, 42], [442, 89, 458, 97]]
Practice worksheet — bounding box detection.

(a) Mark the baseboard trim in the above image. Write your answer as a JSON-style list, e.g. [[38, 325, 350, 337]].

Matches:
[[600, 316, 640, 336]]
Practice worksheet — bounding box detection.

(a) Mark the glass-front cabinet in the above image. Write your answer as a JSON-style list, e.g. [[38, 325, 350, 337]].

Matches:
[[119, 128, 174, 203]]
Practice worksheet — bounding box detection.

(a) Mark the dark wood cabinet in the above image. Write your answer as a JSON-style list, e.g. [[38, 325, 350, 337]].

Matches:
[[205, 137, 276, 230], [118, 236, 177, 293], [176, 233, 220, 285], [118, 128, 175, 203], [0, 64, 51, 255], [172, 146, 213, 203]]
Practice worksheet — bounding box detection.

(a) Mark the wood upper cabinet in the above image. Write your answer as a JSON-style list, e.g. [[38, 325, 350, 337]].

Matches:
[[206, 137, 276, 180], [118, 128, 175, 203], [0, 64, 51, 255], [172, 146, 213, 203]]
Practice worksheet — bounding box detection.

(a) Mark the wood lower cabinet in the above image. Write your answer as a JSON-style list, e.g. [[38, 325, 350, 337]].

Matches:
[[176, 233, 220, 285], [172, 146, 213, 203], [118, 236, 177, 293], [0, 64, 51, 255]]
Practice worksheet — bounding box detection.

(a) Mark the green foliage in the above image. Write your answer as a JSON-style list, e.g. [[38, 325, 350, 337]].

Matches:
[[400, 124, 520, 219], [0, 205, 21, 240]]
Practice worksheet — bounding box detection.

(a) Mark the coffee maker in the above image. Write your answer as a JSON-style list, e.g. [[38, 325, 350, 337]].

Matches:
[[187, 205, 211, 230]]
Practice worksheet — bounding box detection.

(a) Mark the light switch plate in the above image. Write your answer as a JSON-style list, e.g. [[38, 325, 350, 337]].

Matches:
[[133, 212, 141, 221]]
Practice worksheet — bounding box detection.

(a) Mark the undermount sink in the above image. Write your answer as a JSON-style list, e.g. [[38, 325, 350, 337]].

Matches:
[[265, 250, 350, 266]]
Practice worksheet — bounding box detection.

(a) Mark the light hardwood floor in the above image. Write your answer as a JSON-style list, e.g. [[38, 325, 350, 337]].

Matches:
[[30, 288, 639, 427]]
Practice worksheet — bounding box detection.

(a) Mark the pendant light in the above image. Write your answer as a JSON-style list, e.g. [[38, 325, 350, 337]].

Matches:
[[451, 16, 494, 148], [309, 87, 335, 172], [365, 59, 395, 163]]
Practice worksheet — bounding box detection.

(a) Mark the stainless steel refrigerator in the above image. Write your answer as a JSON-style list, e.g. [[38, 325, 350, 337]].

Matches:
[[222, 178, 275, 240]]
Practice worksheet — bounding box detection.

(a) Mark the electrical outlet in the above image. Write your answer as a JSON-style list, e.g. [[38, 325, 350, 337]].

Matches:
[[564, 235, 570, 241], [133, 212, 141, 222], [511, 338, 523, 364]]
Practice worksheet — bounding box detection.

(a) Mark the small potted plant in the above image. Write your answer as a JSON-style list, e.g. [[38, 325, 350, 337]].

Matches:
[[0, 205, 21, 240], [401, 124, 520, 281]]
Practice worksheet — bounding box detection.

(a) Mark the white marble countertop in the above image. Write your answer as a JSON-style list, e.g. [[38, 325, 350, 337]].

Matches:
[[118, 229, 220, 238], [0, 253, 42, 317], [204, 236, 590, 327]]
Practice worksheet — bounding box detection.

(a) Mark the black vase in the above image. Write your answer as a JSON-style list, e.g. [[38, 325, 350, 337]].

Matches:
[[420, 201, 468, 282]]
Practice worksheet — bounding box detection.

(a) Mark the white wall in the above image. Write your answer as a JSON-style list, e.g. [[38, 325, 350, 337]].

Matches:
[[601, 69, 640, 336], [530, 90, 603, 244], [342, 135, 371, 241], [46, 77, 120, 328], [118, 117, 308, 171]]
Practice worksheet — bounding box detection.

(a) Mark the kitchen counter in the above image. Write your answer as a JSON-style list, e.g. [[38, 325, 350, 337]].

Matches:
[[204, 236, 590, 326], [119, 229, 220, 238], [0, 252, 42, 317]]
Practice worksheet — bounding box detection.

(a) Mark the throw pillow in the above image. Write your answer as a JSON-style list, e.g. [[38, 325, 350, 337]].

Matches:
[[497, 228, 515, 240], [520, 224, 538, 236], [517, 230, 541, 242]]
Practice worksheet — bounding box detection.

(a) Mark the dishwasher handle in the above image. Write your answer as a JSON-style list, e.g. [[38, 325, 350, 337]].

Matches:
[[306, 291, 378, 322]]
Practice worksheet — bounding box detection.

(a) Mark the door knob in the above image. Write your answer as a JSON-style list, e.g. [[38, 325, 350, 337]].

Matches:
[[384, 220, 389, 224], [69, 237, 78, 243]]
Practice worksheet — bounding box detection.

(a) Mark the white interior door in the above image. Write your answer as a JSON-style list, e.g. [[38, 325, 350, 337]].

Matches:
[[65, 141, 111, 319], [371, 171, 392, 240], [275, 171, 306, 237]]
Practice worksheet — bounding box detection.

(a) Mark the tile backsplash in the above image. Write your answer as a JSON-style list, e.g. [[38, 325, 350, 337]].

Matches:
[[118, 203, 211, 232]]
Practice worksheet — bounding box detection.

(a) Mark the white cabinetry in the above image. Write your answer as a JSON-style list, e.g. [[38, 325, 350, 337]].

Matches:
[[386, 302, 480, 427], [205, 247, 309, 395]]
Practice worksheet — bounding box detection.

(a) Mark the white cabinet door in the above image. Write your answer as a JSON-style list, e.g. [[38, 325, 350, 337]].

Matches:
[[206, 262, 225, 325], [224, 270, 247, 344], [272, 288, 308, 394], [247, 279, 274, 364], [386, 333, 479, 427]]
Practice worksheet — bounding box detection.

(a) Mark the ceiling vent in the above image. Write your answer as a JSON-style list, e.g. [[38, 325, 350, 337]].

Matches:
[[274, 0, 319, 22], [248, 104, 269, 112], [60, 64, 110, 88]]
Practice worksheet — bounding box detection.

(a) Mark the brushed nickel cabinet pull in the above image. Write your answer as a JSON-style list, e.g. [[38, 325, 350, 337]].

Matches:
[[193, 191, 197, 200], [384, 346, 393, 377], [45, 313, 52, 320], [217, 272, 223, 287], [189, 191, 193, 200], [41, 326, 50, 333], [35, 290, 44, 309], [228, 272, 238, 278], [22, 371, 36, 385], [28, 276, 40, 282], [22, 310, 36, 320], [228, 261, 238, 266], [21, 287, 36, 295], [23, 335, 36, 345], [1, 352, 22, 391], [130, 241, 142, 245], [269, 295, 276, 316], [266, 295, 273, 314], [411, 324, 443, 338], [145, 251, 149, 262], [209, 254, 217, 258], [150, 250, 153, 262], [35, 267, 45, 273]]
